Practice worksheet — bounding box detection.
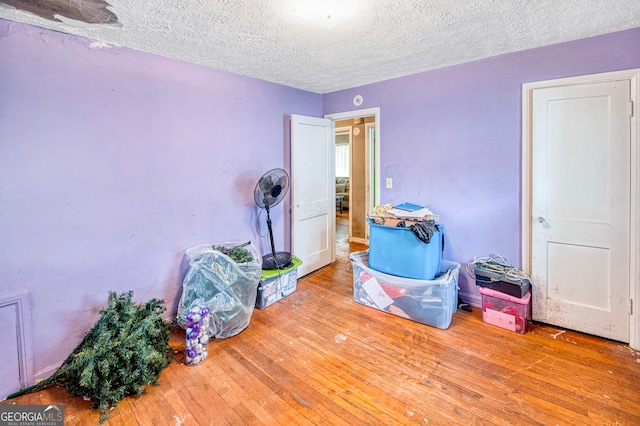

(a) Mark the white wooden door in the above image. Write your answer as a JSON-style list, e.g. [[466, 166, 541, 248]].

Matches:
[[531, 80, 631, 342], [291, 114, 335, 277]]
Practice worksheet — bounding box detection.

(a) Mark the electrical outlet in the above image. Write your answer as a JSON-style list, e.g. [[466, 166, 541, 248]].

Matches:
[[386, 177, 393, 189]]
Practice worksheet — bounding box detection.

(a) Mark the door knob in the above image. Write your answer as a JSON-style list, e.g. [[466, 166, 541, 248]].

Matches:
[[537, 216, 546, 224]]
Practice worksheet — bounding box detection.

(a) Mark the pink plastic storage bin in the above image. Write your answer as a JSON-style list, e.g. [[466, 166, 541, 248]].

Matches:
[[479, 287, 530, 334]]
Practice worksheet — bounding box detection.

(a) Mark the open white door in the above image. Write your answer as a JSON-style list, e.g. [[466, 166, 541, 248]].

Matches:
[[530, 80, 631, 342], [291, 114, 335, 277]]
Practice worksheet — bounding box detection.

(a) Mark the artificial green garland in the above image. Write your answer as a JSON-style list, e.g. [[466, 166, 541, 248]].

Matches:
[[9, 291, 172, 423], [213, 243, 253, 263]]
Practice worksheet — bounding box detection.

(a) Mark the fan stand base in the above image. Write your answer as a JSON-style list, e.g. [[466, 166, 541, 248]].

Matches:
[[262, 252, 293, 270]]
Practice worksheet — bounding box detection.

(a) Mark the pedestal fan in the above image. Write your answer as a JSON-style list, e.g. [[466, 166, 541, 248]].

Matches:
[[254, 168, 293, 270]]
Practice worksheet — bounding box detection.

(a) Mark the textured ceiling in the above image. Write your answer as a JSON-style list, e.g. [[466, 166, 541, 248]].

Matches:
[[1, 0, 640, 93]]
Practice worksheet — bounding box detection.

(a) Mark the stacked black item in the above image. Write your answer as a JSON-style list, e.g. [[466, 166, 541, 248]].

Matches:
[[474, 261, 530, 298]]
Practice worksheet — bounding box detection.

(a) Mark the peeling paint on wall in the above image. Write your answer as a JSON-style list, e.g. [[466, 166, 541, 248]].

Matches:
[[88, 39, 114, 49], [0, 0, 118, 24]]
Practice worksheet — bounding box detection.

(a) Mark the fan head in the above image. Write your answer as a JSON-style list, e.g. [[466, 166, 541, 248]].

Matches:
[[254, 168, 290, 208]]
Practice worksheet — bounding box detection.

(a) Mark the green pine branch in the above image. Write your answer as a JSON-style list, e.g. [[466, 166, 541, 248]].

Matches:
[[8, 291, 173, 424]]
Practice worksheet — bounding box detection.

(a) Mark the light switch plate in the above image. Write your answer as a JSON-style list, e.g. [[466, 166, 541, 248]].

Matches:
[[386, 177, 393, 189]]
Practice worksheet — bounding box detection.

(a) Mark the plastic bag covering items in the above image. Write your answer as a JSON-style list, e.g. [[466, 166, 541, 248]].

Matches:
[[177, 242, 262, 338]]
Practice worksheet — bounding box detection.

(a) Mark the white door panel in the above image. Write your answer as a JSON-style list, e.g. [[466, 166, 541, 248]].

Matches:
[[531, 80, 631, 342], [547, 243, 610, 308], [291, 114, 334, 277]]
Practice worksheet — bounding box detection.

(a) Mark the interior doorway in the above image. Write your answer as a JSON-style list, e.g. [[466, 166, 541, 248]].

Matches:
[[335, 126, 352, 249], [326, 107, 380, 249]]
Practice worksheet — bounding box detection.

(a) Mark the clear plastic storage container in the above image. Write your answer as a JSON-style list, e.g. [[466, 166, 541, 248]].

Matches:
[[256, 257, 302, 309], [350, 251, 459, 329]]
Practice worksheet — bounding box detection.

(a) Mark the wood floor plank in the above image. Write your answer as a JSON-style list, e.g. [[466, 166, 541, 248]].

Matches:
[[240, 319, 421, 425], [213, 346, 309, 425], [153, 388, 198, 426], [2, 227, 640, 425]]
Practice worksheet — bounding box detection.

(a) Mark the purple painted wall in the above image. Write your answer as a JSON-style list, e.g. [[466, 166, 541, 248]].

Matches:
[[0, 18, 320, 380], [2, 15, 639, 384], [323, 27, 640, 302]]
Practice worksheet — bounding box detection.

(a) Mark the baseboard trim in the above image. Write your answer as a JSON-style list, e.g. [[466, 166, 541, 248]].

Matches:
[[33, 361, 63, 383], [459, 291, 482, 309]]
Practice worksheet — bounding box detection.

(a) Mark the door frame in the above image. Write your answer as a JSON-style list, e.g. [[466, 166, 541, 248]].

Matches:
[[335, 125, 353, 246], [365, 121, 377, 241], [325, 107, 381, 244], [521, 69, 640, 349]]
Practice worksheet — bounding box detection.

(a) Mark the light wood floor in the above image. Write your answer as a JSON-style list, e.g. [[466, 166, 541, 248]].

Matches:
[[3, 211, 640, 425]]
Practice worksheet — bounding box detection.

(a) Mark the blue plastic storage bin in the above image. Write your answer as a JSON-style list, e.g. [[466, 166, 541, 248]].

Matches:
[[367, 218, 443, 280], [350, 251, 460, 329]]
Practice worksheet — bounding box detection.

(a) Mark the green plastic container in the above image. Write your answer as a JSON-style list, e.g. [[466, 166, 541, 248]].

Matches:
[[256, 257, 302, 309]]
